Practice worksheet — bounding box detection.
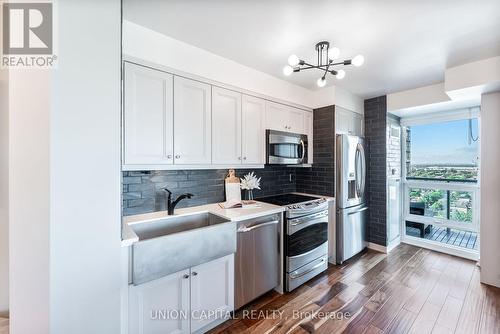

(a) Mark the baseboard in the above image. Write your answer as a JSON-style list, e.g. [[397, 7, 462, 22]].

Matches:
[[387, 237, 401, 253], [367, 242, 387, 254]]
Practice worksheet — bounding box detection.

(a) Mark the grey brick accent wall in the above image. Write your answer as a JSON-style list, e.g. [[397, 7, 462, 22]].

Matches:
[[122, 166, 297, 216], [364, 96, 389, 246], [387, 113, 402, 178], [296, 106, 335, 196]]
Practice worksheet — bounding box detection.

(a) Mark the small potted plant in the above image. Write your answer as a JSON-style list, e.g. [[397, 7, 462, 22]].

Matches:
[[240, 172, 261, 202]]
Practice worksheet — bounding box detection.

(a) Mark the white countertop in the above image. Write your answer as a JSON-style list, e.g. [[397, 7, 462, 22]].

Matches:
[[121, 193, 335, 247], [121, 201, 285, 247]]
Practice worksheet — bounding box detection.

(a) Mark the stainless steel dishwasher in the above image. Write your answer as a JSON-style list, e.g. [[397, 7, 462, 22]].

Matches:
[[235, 213, 281, 309]]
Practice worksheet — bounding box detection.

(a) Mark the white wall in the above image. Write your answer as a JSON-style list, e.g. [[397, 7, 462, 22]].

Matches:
[[334, 86, 364, 115], [0, 31, 9, 317], [9, 69, 51, 333], [123, 20, 314, 108], [387, 83, 451, 112], [446, 56, 500, 101], [480, 91, 500, 288], [49, 1, 122, 333]]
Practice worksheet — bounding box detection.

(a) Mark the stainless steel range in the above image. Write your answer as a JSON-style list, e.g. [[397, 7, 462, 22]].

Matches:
[[257, 194, 329, 291]]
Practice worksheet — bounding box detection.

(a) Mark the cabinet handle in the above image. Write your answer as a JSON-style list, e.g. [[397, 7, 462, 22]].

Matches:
[[175, 155, 181, 159], [183, 274, 190, 279], [192, 272, 198, 276]]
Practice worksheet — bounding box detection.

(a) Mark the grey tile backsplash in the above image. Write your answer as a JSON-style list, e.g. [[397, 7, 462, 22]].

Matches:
[[122, 166, 297, 216]]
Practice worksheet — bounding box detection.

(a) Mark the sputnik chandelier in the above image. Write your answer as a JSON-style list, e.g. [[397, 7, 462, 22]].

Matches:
[[283, 41, 364, 87]]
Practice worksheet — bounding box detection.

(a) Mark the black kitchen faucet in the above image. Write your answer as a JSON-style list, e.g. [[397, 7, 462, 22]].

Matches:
[[163, 188, 194, 215]]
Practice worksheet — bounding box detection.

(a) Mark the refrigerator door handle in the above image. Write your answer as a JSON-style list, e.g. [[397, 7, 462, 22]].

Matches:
[[347, 206, 369, 215], [358, 143, 366, 198]]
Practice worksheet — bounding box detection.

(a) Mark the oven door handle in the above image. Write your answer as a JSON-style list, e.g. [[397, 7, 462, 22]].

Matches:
[[237, 220, 279, 233], [289, 258, 326, 279], [288, 215, 328, 235], [290, 211, 328, 226]]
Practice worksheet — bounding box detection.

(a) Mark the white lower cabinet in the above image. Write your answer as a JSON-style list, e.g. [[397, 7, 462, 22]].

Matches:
[[129, 269, 190, 334], [128, 254, 234, 334], [190, 255, 234, 332]]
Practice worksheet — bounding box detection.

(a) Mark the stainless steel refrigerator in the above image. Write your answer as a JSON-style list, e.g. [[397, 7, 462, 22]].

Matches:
[[336, 134, 368, 264]]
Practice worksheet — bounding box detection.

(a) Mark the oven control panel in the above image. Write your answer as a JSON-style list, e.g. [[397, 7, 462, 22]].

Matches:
[[286, 198, 328, 218]]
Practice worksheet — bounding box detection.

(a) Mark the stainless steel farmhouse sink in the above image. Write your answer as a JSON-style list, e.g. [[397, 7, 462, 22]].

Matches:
[[130, 212, 236, 285]]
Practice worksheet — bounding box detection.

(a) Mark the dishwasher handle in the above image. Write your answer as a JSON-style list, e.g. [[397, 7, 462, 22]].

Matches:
[[237, 220, 279, 233]]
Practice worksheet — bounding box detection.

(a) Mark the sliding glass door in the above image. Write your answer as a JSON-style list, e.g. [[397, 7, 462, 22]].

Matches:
[[401, 110, 480, 259]]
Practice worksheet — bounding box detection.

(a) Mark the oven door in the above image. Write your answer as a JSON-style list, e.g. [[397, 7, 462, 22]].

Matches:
[[286, 210, 328, 271], [266, 130, 308, 165]]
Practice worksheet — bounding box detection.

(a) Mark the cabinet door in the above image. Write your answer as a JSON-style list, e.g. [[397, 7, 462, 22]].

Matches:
[[265, 101, 288, 131], [242, 95, 265, 164], [335, 107, 350, 134], [190, 254, 234, 333], [212, 87, 242, 164], [304, 112, 313, 164], [287, 107, 305, 134], [174, 76, 212, 164], [352, 113, 364, 136], [129, 269, 190, 334], [123, 62, 173, 165]]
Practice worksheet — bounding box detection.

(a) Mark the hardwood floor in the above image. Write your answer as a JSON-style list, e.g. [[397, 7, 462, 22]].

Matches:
[[0, 318, 8, 334], [208, 244, 500, 334]]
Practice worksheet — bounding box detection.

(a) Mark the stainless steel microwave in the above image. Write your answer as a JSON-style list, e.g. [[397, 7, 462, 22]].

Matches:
[[266, 130, 308, 165]]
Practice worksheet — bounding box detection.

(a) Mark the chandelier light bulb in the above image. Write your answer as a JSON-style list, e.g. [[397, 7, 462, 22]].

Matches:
[[336, 70, 346, 79], [283, 65, 293, 76], [328, 47, 340, 61], [317, 77, 327, 87], [352, 54, 365, 67], [288, 54, 300, 67]]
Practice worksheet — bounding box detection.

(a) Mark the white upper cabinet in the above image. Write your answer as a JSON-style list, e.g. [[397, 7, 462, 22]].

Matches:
[[265, 101, 289, 132], [265, 101, 307, 134], [288, 107, 305, 134], [241, 95, 265, 164], [212, 87, 242, 164], [123, 62, 174, 165], [190, 255, 234, 333], [122, 61, 314, 169], [174, 77, 212, 164], [335, 106, 364, 136]]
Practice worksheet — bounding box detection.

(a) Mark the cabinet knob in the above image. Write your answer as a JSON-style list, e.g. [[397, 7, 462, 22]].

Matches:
[[167, 154, 172, 159], [243, 157, 247, 160], [175, 155, 181, 159], [238, 157, 241, 160], [183, 274, 190, 279], [192, 272, 198, 276]]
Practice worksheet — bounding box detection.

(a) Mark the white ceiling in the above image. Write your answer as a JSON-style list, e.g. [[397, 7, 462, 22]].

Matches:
[[123, 0, 500, 98]]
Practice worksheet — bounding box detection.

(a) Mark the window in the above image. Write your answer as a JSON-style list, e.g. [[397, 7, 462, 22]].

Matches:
[[409, 188, 473, 224], [406, 119, 479, 182], [402, 111, 480, 253]]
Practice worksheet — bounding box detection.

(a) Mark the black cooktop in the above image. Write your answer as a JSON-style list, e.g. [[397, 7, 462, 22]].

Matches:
[[256, 193, 319, 206]]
